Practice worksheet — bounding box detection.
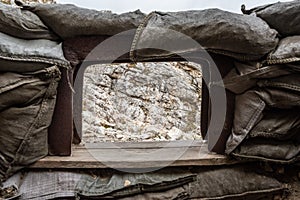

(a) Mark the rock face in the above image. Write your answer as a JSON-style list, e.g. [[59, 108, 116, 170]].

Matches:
[[82, 62, 202, 143]]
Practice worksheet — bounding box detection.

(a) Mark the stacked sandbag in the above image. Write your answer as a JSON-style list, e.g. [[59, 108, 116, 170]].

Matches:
[[224, 2, 300, 162], [19, 3, 279, 61], [242, 0, 300, 37], [21, 3, 146, 39], [0, 31, 70, 72], [0, 3, 70, 183], [133, 9, 279, 61], [76, 166, 284, 199], [0, 3, 70, 72], [0, 3, 58, 40], [0, 66, 61, 183], [225, 70, 300, 162], [1, 167, 284, 199]]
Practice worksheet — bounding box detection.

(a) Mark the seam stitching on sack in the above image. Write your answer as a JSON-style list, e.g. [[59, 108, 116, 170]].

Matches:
[[199, 186, 284, 200], [267, 57, 300, 65], [130, 11, 155, 62], [0, 53, 71, 69], [260, 82, 300, 91], [231, 152, 300, 164]]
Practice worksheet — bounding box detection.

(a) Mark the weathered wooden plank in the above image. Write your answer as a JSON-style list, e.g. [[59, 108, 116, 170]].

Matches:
[[31, 142, 242, 169], [77, 140, 205, 149]]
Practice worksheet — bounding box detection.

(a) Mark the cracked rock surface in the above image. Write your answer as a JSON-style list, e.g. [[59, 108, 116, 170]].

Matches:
[[82, 62, 202, 143]]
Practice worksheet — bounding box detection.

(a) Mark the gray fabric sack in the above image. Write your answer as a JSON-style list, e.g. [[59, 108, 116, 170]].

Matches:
[[186, 166, 284, 199], [0, 65, 61, 184], [76, 169, 195, 199], [134, 9, 279, 61], [267, 36, 300, 65], [249, 108, 300, 141], [242, 0, 300, 37], [232, 139, 300, 163], [0, 3, 58, 40], [22, 3, 146, 39], [0, 31, 70, 72], [2, 171, 83, 200], [219, 62, 293, 94]]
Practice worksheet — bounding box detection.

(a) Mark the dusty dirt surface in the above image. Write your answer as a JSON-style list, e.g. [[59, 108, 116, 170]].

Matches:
[[287, 181, 300, 200], [261, 164, 300, 200]]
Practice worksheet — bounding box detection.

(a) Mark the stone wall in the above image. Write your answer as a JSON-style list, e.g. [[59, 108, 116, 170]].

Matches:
[[82, 62, 202, 143]]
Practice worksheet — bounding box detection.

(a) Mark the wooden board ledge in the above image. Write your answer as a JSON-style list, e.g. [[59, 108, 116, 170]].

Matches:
[[31, 141, 241, 169]]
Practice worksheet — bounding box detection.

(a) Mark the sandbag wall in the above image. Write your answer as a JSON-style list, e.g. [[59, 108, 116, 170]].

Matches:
[[21, 2, 300, 164], [225, 1, 300, 163], [0, 0, 300, 186], [0, 3, 71, 183], [0, 1, 147, 184]]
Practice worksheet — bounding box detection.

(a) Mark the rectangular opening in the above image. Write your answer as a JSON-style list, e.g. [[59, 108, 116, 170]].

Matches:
[[35, 58, 235, 168], [81, 62, 202, 144]]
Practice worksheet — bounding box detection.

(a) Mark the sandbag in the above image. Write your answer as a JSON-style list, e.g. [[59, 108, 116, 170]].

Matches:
[[242, 0, 300, 37], [219, 62, 293, 94], [1, 170, 190, 200], [249, 108, 300, 141], [76, 169, 195, 199], [226, 73, 300, 154], [0, 32, 70, 72], [186, 166, 284, 199], [0, 66, 60, 184], [108, 167, 284, 200], [22, 3, 146, 39], [232, 139, 300, 163], [267, 36, 300, 64], [1, 167, 284, 200], [134, 9, 279, 61], [0, 3, 58, 40], [256, 74, 300, 108], [2, 171, 82, 200]]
